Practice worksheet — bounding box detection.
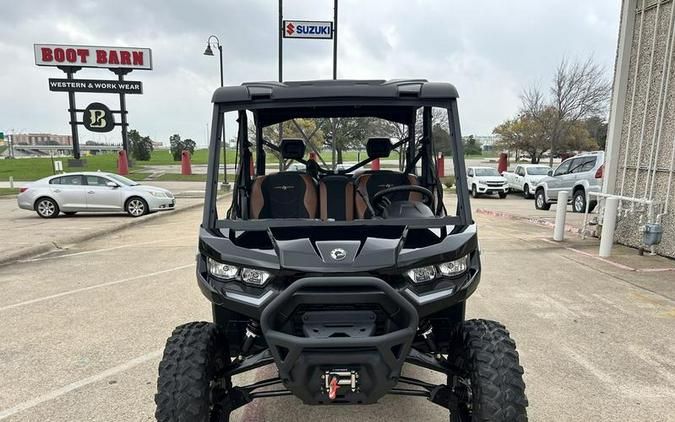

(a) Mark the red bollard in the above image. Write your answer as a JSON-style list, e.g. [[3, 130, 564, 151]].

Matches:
[[437, 152, 445, 178], [181, 150, 192, 175], [117, 150, 129, 175], [498, 152, 508, 174], [371, 158, 380, 171]]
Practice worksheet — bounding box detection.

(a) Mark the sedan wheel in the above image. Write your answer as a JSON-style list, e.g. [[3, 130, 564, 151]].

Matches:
[[126, 198, 148, 217], [36, 198, 59, 218]]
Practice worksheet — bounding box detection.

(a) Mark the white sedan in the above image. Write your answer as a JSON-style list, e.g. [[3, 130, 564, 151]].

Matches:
[[17, 172, 175, 218]]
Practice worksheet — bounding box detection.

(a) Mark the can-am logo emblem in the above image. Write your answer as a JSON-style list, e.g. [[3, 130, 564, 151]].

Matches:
[[330, 248, 347, 261], [286, 22, 295, 36], [378, 183, 394, 189], [273, 185, 294, 191]]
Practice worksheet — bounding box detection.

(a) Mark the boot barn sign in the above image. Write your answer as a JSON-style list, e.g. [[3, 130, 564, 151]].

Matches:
[[34, 44, 153, 70]]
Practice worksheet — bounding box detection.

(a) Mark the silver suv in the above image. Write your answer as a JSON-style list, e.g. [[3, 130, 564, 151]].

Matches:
[[534, 151, 604, 213]]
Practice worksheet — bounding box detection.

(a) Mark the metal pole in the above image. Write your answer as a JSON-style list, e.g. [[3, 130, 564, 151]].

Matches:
[[66, 70, 81, 160], [599, 197, 619, 257], [219, 44, 229, 187], [553, 191, 569, 241], [333, 0, 338, 80], [117, 72, 129, 156], [278, 0, 284, 172]]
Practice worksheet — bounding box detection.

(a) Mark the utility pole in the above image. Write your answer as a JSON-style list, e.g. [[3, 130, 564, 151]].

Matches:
[[278, 0, 284, 171], [333, 0, 338, 79]]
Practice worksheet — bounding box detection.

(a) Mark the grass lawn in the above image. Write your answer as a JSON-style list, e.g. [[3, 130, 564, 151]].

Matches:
[[0, 188, 19, 196]]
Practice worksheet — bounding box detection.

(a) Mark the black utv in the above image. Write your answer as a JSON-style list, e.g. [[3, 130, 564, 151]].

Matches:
[[155, 79, 528, 421]]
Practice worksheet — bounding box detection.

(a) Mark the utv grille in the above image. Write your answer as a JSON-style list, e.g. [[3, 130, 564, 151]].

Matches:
[[290, 304, 389, 337]]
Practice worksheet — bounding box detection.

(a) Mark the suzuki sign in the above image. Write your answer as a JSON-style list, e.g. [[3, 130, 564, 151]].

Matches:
[[34, 44, 153, 70], [283, 20, 333, 39]]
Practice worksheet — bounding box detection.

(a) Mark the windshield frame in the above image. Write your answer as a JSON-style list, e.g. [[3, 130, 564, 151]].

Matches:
[[202, 97, 472, 229]]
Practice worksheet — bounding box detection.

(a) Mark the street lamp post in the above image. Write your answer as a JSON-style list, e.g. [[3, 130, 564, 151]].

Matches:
[[204, 35, 230, 189]]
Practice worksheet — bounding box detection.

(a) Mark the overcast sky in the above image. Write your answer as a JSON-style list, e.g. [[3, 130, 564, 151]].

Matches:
[[0, 0, 621, 146]]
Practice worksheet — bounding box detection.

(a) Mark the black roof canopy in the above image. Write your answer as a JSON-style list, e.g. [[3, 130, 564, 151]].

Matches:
[[212, 79, 459, 126]]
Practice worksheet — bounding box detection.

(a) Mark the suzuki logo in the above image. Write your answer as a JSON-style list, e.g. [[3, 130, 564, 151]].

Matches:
[[330, 248, 347, 261], [286, 22, 295, 35]]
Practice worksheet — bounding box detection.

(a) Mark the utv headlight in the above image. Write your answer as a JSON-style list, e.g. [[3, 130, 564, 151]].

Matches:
[[241, 268, 271, 286], [407, 266, 437, 283], [207, 257, 238, 279], [438, 255, 469, 277]]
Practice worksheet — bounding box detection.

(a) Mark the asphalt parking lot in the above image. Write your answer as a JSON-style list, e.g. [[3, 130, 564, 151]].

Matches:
[[0, 194, 673, 421]]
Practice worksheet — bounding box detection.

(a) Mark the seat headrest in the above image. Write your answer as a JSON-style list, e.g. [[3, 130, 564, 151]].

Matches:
[[366, 137, 393, 159], [280, 138, 306, 160]]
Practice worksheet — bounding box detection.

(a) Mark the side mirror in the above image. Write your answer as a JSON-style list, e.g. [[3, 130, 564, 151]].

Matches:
[[547, 169, 553, 176], [106, 181, 119, 188]]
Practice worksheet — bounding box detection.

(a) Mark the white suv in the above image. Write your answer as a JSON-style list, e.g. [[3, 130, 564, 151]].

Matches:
[[534, 151, 604, 213], [467, 167, 509, 198]]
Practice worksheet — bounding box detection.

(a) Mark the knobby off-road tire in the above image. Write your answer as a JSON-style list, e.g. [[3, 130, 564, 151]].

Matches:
[[155, 321, 231, 422], [448, 319, 528, 422]]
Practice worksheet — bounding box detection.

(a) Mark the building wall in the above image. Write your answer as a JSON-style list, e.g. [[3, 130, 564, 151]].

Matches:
[[9, 133, 72, 146], [605, 0, 675, 257]]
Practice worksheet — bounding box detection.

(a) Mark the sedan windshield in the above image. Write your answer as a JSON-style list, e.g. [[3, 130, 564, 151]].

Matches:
[[527, 167, 550, 175], [107, 174, 139, 186], [474, 168, 500, 177]]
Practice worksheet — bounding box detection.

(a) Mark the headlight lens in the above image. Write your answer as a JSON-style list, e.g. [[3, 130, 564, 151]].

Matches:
[[241, 268, 271, 286], [207, 257, 238, 279], [407, 266, 437, 283], [438, 255, 469, 277], [150, 191, 169, 198], [407, 255, 470, 283]]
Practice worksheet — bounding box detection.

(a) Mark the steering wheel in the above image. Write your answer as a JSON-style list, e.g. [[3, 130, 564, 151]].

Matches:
[[371, 185, 434, 214]]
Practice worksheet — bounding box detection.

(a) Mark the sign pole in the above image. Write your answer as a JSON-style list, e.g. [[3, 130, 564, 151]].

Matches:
[[112, 68, 132, 155], [333, 0, 338, 80], [278, 0, 284, 171], [59, 66, 82, 161]]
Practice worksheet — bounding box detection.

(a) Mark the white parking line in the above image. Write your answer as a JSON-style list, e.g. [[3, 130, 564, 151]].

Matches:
[[18, 237, 193, 263], [0, 350, 162, 420], [0, 264, 193, 312]]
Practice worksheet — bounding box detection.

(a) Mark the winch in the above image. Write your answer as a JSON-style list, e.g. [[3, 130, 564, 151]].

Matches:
[[323, 369, 359, 400]]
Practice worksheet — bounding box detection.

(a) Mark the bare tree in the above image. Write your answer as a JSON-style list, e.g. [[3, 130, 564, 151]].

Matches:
[[521, 57, 611, 166]]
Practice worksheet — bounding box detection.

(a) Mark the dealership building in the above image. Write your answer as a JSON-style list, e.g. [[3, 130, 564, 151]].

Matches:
[[604, 0, 675, 257], [8, 133, 72, 146]]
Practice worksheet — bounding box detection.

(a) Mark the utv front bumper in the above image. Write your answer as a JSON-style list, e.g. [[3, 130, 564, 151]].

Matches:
[[260, 277, 418, 404]]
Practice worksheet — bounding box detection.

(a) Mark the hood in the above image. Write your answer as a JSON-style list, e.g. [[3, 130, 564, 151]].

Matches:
[[131, 185, 173, 196], [527, 175, 546, 184], [201, 225, 478, 274]]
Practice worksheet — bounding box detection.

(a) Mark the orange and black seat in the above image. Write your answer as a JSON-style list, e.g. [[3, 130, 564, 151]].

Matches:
[[249, 139, 318, 219]]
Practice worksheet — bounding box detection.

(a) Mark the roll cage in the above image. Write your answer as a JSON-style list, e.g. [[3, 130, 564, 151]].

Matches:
[[202, 79, 472, 230]]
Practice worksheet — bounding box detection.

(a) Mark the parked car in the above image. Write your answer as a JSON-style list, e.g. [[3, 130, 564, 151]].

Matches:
[[17, 172, 175, 218], [467, 166, 509, 198], [534, 151, 604, 213], [502, 164, 551, 198]]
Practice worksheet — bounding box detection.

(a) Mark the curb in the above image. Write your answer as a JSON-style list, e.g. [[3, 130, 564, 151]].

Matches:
[[0, 194, 227, 267], [475, 208, 583, 234]]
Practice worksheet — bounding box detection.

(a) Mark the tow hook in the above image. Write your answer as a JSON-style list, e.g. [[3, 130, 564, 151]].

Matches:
[[323, 370, 358, 400]]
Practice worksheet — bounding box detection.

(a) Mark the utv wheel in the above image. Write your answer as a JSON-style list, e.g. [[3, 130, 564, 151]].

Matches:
[[572, 190, 586, 213], [523, 185, 532, 199], [471, 185, 479, 198], [498, 192, 508, 199], [534, 189, 550, 210], [448, 319, 528, 422], [155, 322, 232, 422], [35, 197, 59, 218], [126, 197, 148, 217]]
